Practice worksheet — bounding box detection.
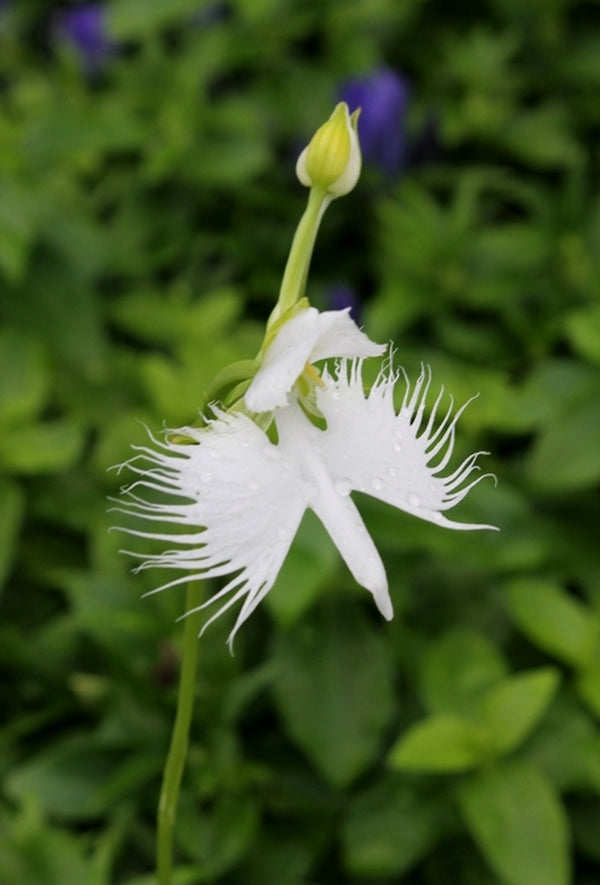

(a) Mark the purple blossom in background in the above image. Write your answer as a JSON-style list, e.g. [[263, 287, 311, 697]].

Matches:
[[340, 68, 411, 176], [327, 283, 361, 322], [57, 4, 115, 72]]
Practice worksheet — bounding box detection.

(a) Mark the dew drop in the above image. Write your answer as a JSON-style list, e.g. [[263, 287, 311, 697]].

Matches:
[[335, 478, 351, 496], [200, 471, 213, 483], [371, 477, 383, 492], [394, 442, 403, 453], [388, 467, 398, 478], [408, 492, 421, 507]]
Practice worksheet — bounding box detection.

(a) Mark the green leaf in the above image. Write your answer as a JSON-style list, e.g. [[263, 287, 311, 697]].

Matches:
[[0, 421, 83, 474], [109, 288, 241, 348], [176, 793, 259, 880], [524, 694, 600, 793], [482, 668, 560, 754], [458, 760, 570, 885], [342, 780, 447, 876], [109, 0, 207, 39], [501, 105, 581, 168], [527, 384, 600, 491], [0, 803, 107, 885], [566, 305, 600, 366], [0, 329, 48, 426], [420, 627, 507, 717], [272, 606, 395, 787], [388, 715, 489, 773], [4, 735, 124, 822], [236, 827, 320, 885], [0, 180, 39, 282], [505, 578, 600, 668], [0, 479, 24, 592], [2, 257, 106, 376], [576, 660, 600, 719]]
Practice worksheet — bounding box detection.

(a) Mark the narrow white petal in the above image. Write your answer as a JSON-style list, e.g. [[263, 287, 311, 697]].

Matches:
[[308, 309, 385, 362], [114, 413, 307, 644], [276, 405, 393, 620], [244, 307, 384, 413], [245, 307, 326, 412], [316, 358, 498, 531]]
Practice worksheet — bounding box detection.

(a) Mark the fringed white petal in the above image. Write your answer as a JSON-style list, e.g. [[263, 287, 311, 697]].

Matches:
[[275, 405, 393, 620], [244, 307, 384, 413], [115, 414, 307, 648], [315, 358, 498, 531]]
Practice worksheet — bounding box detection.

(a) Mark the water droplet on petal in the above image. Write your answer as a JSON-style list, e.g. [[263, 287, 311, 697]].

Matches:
[[335, 478, 351, 496], [371, 477, 384, 492], [201, 471, 213, 482], [209, 449, 220, 460], [331, 390, 340, 401], [408, 492, 421, 507], [394, 442, 403, 453], [388, 467, 398, 478]]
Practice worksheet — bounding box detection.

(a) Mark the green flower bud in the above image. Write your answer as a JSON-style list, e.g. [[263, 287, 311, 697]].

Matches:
[[296, 102, 361, 198]]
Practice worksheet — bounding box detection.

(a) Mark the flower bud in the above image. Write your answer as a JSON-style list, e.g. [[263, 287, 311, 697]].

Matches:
[[296, 102, 361, 197]]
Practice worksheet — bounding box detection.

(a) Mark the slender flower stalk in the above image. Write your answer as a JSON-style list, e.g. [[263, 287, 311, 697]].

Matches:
[[156, 581, 203, 885], [268, 186, 328, 329]]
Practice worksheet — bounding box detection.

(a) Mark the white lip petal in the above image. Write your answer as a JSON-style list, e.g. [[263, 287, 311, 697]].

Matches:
[[316, 358, 498, 531], [244, 307, 384, 413], [114, 415, 307, 648], [275, 404, 393, 620]]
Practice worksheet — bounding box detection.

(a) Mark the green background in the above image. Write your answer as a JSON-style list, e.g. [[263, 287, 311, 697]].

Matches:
[[1, 0, 599, 882]]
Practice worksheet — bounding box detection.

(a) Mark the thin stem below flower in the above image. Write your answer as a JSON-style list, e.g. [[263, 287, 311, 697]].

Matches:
[[156, 581, 203, 885], [268, 186, 329, 328]]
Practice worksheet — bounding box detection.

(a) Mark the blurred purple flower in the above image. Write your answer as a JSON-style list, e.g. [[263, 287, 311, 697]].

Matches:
[[57, 4, 115, 72], [327, 283, 361, 322], [340, 68, 410, 177]]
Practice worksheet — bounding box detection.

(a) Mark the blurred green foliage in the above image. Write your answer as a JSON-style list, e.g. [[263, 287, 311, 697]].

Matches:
[[1, 0, 599, 883]]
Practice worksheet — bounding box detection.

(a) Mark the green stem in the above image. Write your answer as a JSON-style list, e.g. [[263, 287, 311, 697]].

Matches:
[[268, 187, 330, 329], [157, 581, 204, 885]]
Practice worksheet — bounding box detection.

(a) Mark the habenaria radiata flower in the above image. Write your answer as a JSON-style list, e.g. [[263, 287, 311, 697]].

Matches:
[[114, 307, 497, 649]]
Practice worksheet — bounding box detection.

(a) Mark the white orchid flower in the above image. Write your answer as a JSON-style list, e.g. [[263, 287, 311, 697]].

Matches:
[[114, 308, 496, 650]]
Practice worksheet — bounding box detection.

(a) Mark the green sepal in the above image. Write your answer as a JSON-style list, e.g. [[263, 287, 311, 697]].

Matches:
[[205, 359, 259, 405], [264, 297, 310, 346]]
